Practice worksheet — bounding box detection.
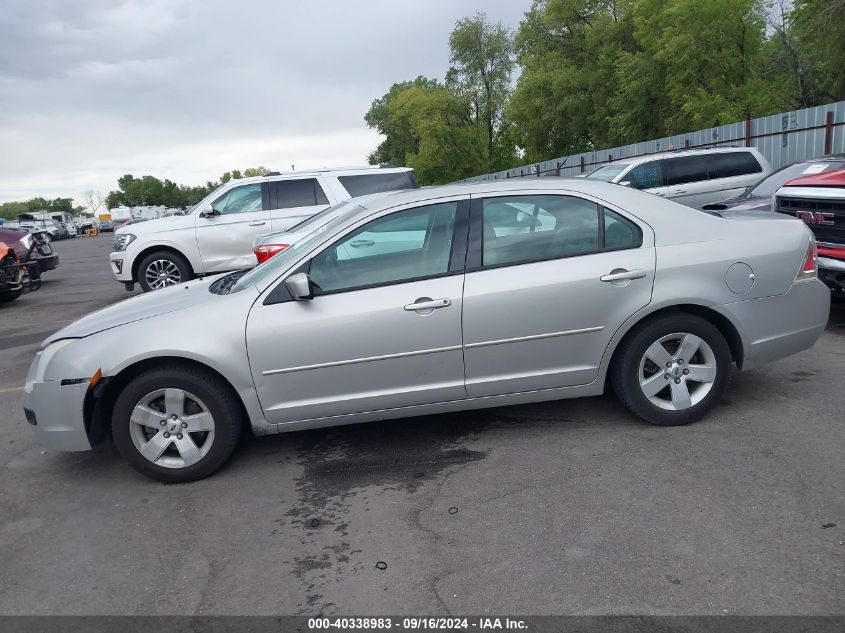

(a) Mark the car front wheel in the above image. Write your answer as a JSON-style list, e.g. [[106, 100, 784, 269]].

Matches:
[[137, 251, 193, 292], [112, 366, 243, 482], [611, 313, 732, 426]]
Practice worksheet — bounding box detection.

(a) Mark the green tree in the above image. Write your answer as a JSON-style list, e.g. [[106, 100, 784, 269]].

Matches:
[[508, 0, 793, 162], [0, 201, 29, 221], [446, 12, 516, 170], [790, 0, 845, 102], [631, 0, 775, 131], [389, 84, 487, 184], [106, 174, 218, 209], [365, 76, 440, 166], [508, 0, 637, 160]]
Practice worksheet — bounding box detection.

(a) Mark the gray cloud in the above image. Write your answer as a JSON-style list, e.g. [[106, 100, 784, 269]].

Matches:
[[0, 0, 528, 205]]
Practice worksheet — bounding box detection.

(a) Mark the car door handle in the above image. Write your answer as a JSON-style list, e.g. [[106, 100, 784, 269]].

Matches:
[[674, 189, 687, 195], [404, 298, 451, 311], [350, 239, 375, 248], [249, 221, 266, 226], [600, 269, 647, 282]]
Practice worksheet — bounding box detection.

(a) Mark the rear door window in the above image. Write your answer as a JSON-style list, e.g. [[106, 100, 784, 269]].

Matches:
[[337, 172, 418, 197], [663, 156, 709, 186], [603, 209, 643, 250], [707, 152, 764, 179], [271, 178, 329, 210], [481, 195, 600, 267]]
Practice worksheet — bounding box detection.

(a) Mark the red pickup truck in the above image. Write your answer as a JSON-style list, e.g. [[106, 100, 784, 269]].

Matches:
[[775, 168, 845, 294]]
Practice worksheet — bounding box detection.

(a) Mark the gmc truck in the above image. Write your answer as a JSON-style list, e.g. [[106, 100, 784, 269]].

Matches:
[[775, 168, 845, 294]]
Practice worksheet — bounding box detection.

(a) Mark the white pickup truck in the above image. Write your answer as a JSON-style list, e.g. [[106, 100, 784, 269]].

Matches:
[[109, 166, 416, 291]]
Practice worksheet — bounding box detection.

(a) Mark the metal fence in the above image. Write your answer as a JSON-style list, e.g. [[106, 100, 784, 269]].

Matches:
[[463, 100, 845, 182]]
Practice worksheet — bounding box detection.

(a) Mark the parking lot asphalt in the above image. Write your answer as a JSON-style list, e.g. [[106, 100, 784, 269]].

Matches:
[[0, 234, 843, 615]]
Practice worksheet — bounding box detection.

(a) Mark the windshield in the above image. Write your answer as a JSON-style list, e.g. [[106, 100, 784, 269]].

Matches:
[[586, 164, 630, 182], [229, 201, 366, 292], [749, 160, 845, 198]]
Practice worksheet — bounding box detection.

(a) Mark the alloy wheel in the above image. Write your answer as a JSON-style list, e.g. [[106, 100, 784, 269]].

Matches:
[[144, 259, 182, 289], [637, 332, 717, 411], [129, 388, 215, 469]]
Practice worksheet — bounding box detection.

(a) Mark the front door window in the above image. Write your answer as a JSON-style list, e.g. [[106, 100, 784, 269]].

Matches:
[[211, 184, 263, 215], [309, 201, 458, 294]]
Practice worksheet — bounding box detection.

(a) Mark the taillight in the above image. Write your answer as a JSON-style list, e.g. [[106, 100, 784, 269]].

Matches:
[[254, 243, 289, 264], [795, 239, 817, 282]]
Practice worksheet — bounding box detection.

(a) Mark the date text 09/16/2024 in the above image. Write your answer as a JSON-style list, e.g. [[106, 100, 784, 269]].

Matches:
[[307, 617, 528, 630]]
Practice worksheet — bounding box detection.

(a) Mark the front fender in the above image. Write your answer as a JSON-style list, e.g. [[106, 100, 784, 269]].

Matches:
[[43, 287, 270, 434], [126, 234, 204, 277]]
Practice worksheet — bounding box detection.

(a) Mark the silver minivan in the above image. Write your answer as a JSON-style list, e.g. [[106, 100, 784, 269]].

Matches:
[[586, 148, 772, 208]]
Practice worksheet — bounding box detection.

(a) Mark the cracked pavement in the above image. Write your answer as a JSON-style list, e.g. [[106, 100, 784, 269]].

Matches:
[[0, 235, 843, 615]]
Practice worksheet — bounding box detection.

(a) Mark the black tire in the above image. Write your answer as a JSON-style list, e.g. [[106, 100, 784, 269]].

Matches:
[[136, 250, 193, 292], [112, 365, 243, 482], [0, 292, 21, 303], [610, 313, 732, 426]]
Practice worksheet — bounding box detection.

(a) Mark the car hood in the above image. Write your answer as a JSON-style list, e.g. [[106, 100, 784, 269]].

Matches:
[[43, 276, 224, 346], [115, 214, 194, 236]]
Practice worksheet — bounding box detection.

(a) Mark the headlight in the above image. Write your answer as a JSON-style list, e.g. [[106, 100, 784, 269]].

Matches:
[[19, 233, 33, 250], [27, 338, 78, 387], [112, 233, 136, 252]]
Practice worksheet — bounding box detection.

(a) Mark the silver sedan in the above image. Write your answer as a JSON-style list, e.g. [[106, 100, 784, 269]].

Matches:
[[23, 179, 830, 481]]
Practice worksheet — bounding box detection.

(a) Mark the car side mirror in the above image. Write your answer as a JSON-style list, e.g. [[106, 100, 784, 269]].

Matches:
[[199, 207, 220, 218], [285, 272, 313, 301], [619, 180, 632, 187]]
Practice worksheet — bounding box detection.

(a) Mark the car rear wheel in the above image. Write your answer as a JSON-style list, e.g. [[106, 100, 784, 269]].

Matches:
[[611, 313, 732, 426], [137, 251, 193, 292], [112, 366, 243, 482]]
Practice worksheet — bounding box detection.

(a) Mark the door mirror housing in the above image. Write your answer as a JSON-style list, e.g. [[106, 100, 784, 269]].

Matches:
[[619, 180, 632, 187], [199, 207, 221, 218], [285, 272, 313, 300]]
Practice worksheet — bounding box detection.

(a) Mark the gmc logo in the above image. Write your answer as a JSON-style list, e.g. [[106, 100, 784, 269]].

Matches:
[[795, 210, 835, 226]]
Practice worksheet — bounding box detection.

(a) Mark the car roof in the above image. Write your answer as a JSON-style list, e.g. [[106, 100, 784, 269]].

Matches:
[[598, 146, 760, 167], [353, 176, 714, 230], [221, 165, 413, 186]]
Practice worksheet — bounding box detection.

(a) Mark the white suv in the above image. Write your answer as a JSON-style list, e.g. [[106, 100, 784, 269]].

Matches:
[[586, 147, 772, 207], [110, 167, 416, 291]]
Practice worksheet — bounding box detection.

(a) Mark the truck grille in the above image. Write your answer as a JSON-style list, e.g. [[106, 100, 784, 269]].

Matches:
[[777, 197, 845, 244]]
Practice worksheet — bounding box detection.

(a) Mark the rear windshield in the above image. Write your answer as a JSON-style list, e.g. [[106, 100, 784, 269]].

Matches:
[[338, 171, 418, 197]]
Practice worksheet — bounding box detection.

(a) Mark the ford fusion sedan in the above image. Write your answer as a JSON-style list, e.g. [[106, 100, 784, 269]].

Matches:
[[26, 179, 829, 482], [109, 167, 417, 292]]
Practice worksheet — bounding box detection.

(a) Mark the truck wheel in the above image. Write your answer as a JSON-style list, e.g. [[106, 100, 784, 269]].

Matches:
[[610, 313, 732, 426], [137, 251, 193, 292], [112, 365, 243, 482]]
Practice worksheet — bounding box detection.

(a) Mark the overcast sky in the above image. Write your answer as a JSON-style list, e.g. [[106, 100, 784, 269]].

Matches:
[[0, 0, 529, 207]]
